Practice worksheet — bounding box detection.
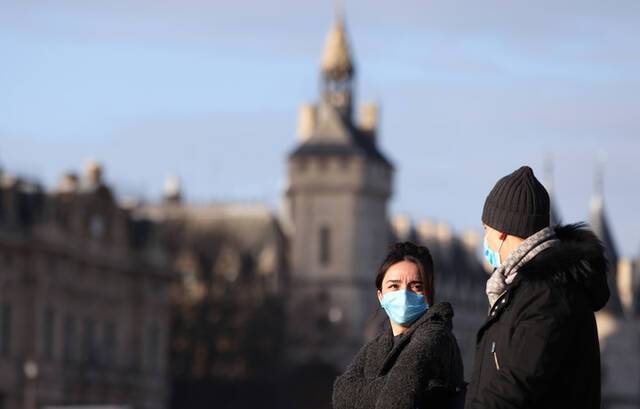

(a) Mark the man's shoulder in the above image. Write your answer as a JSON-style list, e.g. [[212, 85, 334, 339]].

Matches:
[[510, 277, 574, 319]]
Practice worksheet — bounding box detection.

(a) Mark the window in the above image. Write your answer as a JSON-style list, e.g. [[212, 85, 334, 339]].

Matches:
[[146, 323, 160, 372], [83, 319, 96, 365], [0, 304, 10, 356], [41, 306, 55, 360], [89, 214, 105, 238], [319, 226, 331, 266], [103, 321, 117, 367], [317, 158, 328, 171], [63, 314, 76, 364]]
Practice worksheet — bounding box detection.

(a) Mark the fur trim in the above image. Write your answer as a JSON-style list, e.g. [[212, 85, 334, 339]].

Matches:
[[517, 223, 610, 311]]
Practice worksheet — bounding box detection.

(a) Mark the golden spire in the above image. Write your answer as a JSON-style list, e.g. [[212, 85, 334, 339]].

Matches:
[[321, 11, 354, 80]]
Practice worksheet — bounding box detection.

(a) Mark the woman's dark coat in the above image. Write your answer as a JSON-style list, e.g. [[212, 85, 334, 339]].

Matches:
[[332, 302, 465, 409], [465, 223, 610, 409]]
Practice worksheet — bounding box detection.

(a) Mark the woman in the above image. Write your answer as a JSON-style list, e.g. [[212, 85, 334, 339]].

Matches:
[[332, 242, 465, 409]]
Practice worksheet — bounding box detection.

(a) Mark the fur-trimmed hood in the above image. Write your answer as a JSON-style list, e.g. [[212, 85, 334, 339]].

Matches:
[[517, 222, 610, 311]]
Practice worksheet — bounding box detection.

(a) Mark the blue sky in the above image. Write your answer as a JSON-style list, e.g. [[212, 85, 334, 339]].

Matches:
[[2, 1, 639, 257]]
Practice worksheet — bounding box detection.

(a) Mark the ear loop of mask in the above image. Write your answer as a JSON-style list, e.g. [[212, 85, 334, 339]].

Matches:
[[496, 233, 506, 256]]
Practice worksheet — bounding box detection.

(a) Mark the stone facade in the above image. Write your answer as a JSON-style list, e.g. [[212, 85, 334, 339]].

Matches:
[[134, 199, 289, 408], [0, 163, 172, 409]]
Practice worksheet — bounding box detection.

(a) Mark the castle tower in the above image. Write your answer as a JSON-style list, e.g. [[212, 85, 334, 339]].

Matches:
[[284, 14, 394, 370], [590, 160, 623, 315]]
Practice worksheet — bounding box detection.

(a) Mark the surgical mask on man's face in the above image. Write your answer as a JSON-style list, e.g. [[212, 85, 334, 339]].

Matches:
[[483, 236, 504, 269]]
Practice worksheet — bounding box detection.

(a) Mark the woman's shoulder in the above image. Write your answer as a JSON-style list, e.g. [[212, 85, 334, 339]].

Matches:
[[427, 301, 455, 320], [410, 302, 458, 346], [415, 302, 455, 331], [403, 311, 462, 380]]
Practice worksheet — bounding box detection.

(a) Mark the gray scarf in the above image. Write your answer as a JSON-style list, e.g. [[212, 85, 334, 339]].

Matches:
[[486, 226, 560, 307]]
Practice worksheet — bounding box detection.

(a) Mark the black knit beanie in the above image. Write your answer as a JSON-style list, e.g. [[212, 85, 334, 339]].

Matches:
[[481, 166, 550, 238]]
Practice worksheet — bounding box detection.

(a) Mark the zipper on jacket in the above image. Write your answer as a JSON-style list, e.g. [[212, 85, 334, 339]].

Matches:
[[491, 341, 500, 370]]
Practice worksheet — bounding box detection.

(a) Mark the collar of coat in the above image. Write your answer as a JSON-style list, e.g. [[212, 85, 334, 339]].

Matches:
[[374, 302, 454, 376], [505, 222, 610, 312]]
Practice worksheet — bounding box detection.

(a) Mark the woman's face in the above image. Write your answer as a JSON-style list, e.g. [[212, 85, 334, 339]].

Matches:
[[377, 260, 425, 302]]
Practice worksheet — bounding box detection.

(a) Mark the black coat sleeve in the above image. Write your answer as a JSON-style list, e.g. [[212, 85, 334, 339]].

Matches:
[[374, 326, 459, 409], [332, 342, 369, 409], [468, 285, 572, 409]]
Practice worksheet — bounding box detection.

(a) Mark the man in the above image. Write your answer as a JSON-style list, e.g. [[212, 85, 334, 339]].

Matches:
[[465, 166, 609, 409]]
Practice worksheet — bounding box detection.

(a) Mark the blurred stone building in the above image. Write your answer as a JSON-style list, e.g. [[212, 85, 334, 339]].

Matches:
[[134, 194, 289, 408], [0, 162, 172, 409], [284, 14, 394, 371]]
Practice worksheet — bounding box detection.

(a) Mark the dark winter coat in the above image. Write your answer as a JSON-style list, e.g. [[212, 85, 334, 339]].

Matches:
[[332, 302, 465, 409], [465, 223, 610, 409]]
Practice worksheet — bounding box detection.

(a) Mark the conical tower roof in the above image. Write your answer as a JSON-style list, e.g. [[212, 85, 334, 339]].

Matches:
[[321, 15, 354, 80]]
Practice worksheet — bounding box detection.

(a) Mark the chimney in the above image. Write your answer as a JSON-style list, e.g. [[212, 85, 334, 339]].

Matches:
[[416, 219, 437, 243], [56, 172, 79, 193], [461, 229, 481, 253], [436, 222, 453, 244], [84, 160, 103, 187], [297, 103, 317, 142], [163, 175, 182, 204], [359, 102, 379, 138], [391, 214, 412, 241], [618, 258, 634, 318]]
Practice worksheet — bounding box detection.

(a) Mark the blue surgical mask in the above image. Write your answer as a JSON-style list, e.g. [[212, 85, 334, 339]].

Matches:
[[483, 236, 504, 269], [379, 290, 429, 325]]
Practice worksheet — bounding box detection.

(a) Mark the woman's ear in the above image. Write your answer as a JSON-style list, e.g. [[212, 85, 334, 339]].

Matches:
[[377, 289, 383, 302]]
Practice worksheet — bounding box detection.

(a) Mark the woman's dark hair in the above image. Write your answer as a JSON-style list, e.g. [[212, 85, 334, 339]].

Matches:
[[375, 241, 435, 305]]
